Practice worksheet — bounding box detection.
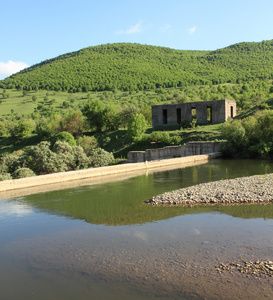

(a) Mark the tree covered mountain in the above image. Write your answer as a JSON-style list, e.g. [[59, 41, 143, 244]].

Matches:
[[1, 40, 273, 92]]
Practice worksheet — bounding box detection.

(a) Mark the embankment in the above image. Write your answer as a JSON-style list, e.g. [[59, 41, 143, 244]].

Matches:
[[0, 153, 220, 199]]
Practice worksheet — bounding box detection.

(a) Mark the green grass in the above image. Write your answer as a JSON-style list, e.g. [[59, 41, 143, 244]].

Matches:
[[0, 89, 90, 115]]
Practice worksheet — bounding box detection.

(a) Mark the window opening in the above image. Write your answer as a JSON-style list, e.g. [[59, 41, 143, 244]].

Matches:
[[230, 106, 234, 118], [191, 108, 196, 123], [207, 106, 212, 123], [163, 109, 168, 124], [176, 108, 181, 124]]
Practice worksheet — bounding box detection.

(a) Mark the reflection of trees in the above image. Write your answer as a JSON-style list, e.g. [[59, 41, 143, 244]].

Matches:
[[19, 159, 273, 226]]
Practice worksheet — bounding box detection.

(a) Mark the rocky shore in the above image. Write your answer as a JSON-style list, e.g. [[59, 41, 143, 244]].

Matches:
[[147, 173, 273, 206], [216, 260, 273, 277]]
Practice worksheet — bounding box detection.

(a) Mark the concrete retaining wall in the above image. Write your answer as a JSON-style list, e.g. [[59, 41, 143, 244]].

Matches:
[[127, 141, 223, 163], [0, 153, 221, 199]]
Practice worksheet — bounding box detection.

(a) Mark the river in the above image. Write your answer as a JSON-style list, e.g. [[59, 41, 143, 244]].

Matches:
[[1, 159, 273, 299]]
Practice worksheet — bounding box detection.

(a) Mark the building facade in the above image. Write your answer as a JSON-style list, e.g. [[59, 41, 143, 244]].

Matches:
[[152, 99, 236, 127]]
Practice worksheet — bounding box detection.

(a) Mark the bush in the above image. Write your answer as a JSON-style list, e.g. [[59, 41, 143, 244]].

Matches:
[[221, 119, 246, 152], [0, 154, 25, 174], [54, 131, 76, 146], [221, 110, 273, 158], [127, 113, 147, 141], [26, 141, 66, 175], [11, 119, 36, 139], [77, 135, 98, 155], [59, 111, 85, 137], [0, 122, 7, 137], [12, 168, 36, 179], [71, 146, 90, 170], [0, 173, 12, 181], [52, 141, 74, 171], [36, 117, 58, 139], [180, 119, 193, 129], [169, 135, 182, 145], [82, 99, 106, 131], [150, 131, 163, 143], [89, 148, 114, 167]]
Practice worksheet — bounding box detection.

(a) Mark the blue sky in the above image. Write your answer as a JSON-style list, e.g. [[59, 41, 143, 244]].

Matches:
[[1, 0, 273, 80]]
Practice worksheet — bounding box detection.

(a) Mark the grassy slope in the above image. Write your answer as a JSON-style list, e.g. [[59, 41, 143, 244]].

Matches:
[[1, 40, 273, 158]]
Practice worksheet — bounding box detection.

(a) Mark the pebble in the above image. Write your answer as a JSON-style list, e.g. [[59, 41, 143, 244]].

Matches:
[[146, 173, 273, 207], [216, 260, 273, 278]]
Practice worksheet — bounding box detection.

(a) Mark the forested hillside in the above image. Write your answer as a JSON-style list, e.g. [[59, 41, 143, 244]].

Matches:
[[1, 40, 273, 92]]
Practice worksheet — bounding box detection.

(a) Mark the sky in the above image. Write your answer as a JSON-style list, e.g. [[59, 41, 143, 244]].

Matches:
[[1, 0, 273, 80]]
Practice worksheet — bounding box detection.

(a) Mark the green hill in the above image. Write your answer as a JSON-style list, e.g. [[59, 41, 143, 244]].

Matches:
[[1, 41, 273, 92]]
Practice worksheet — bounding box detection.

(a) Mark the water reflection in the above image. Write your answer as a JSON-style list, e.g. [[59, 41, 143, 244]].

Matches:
[[9, 159, 273, 225], [1, 159, 273, 300], [0, 199, 33, 218]]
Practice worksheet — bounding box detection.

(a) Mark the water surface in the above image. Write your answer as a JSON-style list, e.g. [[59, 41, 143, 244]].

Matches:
[[1, 159, 273, 299]]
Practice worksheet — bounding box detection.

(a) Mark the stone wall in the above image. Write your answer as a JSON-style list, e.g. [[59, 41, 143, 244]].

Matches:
[[127, 141, 223, 163]]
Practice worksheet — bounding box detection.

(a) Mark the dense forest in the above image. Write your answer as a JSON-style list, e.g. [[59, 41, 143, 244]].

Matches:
[[1, 40, 273, 92]]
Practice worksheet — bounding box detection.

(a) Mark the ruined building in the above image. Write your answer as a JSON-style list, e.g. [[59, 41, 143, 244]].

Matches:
[[152, 99, 236, 128]]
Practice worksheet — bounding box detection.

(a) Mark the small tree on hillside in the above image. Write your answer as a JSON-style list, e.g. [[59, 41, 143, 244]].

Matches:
[[82, 99, 105, 131], [11, 119, 36, 139], [127, 113, 147, 141]]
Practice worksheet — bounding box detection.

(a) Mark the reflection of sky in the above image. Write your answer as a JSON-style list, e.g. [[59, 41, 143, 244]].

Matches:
[[0, 199, 33, 218]]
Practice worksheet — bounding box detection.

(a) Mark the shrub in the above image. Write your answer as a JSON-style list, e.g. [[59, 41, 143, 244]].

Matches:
[[26, 141, 66, 175], [12, 168, 36, 179], [0, 173, 12, 181], [160, 132, 171, 144], [54, 131, 76, 146], [180, 119, 193, 129], [59, 111, 85, 137], [82, 99, 106, 131], [89, 148, 114, 167], [221, 110, 273, 158], [51, 141, 74, 171], [71, 146, 90, 170], [0, 122, 7, 137], [52, 140, 73, 154], [127, 113, 147, 141], [52, 141, 90, 170], [0, 154, 25, 174], [36, 117, 58, 139], [150, 131, 163, 143], [11, 119, 36, 139], [77, 135, 98, 155], [169, 135, 182, 145]]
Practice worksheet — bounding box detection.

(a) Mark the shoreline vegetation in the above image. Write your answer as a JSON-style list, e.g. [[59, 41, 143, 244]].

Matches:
[[147, 173, 273, 207], [0, 154, 216, 199]]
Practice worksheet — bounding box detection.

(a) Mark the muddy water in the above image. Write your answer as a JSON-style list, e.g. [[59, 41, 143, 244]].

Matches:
[[1, 159, 273, 299]]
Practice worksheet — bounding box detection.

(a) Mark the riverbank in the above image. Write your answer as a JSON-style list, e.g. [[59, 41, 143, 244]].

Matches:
[[147, 173, 273, 206], [0, 153, 220, 199]]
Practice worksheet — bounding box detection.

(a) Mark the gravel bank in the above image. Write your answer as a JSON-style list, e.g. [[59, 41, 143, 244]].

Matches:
[[147, 173, 273, 206], [216, 260, 273, 277]]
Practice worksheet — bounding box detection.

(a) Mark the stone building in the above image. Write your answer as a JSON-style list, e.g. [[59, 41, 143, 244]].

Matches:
[[152, 99, 236, 127]]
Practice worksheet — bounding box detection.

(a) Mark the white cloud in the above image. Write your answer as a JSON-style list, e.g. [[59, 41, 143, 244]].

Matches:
[[188, 26, 197, 35], [160, 24, 172, 33], [0, 60, 29, 80], [191, 228, 201, 235], [132, 230, 148, 241], [0, 200, 33, 218], [115, 20, 143, 35]]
